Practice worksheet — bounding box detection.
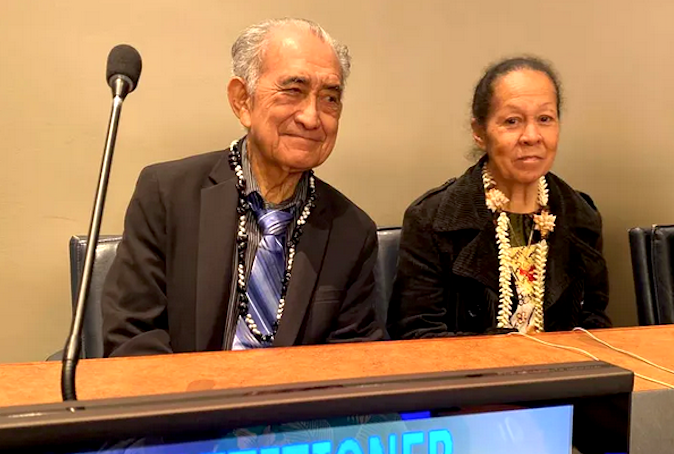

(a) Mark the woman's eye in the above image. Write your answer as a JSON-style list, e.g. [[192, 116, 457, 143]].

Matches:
[[540, 115, 553, 123], [505, 117, 519, 125]]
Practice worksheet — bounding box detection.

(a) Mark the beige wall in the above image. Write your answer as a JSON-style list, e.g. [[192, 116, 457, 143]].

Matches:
[[2, 0, 673, 363]]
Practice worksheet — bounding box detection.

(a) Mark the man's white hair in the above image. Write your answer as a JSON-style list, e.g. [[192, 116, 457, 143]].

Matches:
[[231, 18, 351, 94]]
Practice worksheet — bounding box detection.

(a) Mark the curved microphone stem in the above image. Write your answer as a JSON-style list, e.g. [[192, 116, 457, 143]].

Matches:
[[61, 84, 126, 403]]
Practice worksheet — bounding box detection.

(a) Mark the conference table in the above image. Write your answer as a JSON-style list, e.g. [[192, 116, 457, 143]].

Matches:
[[0, 325, 673, 452]]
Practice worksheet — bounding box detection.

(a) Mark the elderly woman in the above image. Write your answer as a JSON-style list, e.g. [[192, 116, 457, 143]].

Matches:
[[388, 57, 611, 339]]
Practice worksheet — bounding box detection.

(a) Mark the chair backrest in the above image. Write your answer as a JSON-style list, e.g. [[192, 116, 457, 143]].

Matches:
[[69, 235, 122, 358], [628, 225, 674, 325], [375, 227, 402, 325], [69, 228, 402, 355]]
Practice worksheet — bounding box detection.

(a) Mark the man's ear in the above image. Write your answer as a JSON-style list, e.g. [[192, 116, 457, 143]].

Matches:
[[227, 77, 252, 128], [471, 118, 487, 150]]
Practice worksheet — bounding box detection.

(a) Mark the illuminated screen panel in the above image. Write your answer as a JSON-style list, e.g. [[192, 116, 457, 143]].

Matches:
[[83, 405, 573, 454]]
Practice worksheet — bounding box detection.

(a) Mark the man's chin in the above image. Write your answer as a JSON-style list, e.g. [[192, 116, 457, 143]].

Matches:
[[282, 134, 324, 147], [282, 156, 326, 172], [278, 146, 332, 171]]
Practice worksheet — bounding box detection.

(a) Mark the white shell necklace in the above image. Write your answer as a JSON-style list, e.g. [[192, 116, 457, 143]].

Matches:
[[482, 165, 556, 333], [228, 138, 316, 343]]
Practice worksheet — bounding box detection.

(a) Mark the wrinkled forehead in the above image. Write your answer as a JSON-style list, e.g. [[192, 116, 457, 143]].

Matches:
[[259, 26, 343, 84]]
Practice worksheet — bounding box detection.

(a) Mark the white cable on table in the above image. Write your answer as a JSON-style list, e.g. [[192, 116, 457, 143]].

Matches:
[[572, 327, 674, 376], [508, 331, 674, 389]]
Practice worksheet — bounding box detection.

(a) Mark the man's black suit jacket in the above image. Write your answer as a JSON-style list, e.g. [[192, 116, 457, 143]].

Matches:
[[102, 149, 383, 357]]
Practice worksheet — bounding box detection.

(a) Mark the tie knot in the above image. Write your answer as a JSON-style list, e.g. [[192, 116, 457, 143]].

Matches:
[[248, 193, 294, 236], [256, 209, 293, 236]]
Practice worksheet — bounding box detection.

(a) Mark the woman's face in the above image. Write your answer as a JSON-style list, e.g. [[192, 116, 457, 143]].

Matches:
[[473, 69, 560, 187]]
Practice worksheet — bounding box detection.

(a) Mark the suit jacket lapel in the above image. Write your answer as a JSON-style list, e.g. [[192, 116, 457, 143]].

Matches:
[[544, 225, 574, 309], [544, 225, 604, 309], [273, 185, 330, 347], [451, 228, 500, 293], [435, 160, 500, 293], [195, 154, 237, 351], [543, 176, 603, 309]]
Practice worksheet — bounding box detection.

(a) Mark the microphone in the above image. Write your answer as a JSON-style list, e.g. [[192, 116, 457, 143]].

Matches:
[[61, 44, 142, 403], [106, 44, 142, 99]]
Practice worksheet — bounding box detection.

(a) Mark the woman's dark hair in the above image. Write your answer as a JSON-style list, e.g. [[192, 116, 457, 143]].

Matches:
[[471, 56, 563, 127]]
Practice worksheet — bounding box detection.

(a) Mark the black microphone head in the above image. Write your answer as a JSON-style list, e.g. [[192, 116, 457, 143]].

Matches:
[[106, 44, 142, 92]]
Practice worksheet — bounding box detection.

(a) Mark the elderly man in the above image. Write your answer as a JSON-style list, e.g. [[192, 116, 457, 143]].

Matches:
[[102, 18, 383, 356]]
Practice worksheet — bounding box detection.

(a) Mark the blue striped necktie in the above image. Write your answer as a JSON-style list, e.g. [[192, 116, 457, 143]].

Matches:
[[233, 195, 294, 349]]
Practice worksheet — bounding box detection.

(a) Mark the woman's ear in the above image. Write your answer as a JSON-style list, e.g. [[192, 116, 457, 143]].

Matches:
[[471, 118, 487, 150], [227, 77, 252, 128]]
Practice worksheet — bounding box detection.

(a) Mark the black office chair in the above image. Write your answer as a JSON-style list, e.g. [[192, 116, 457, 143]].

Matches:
[[68, 235, 122, 358], [629, 225, 674, 325], [48, 235, 122, 360], [375, 227, 401, 326], [49, 228, 402, 359]]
